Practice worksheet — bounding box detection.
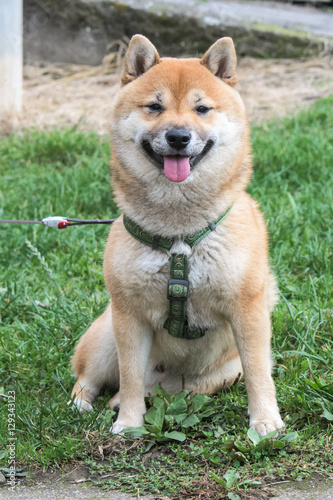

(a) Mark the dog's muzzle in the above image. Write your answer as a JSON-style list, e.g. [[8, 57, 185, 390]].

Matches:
[[142, 139, 214, 170]]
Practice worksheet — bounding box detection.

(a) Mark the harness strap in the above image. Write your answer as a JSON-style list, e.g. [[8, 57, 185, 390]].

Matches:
[[184, 207, 232, 247], [163, 254, 205, 339], [123, 216, 173, 252], [123, 207, 232, 340]]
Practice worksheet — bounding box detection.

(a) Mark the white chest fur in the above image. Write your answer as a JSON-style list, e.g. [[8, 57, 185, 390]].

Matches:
[[110, 226, 247, 332]]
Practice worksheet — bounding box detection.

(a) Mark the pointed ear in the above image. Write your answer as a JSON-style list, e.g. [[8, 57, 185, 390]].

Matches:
[[201, 37, 237, 87], [121, 35, 160, 86]]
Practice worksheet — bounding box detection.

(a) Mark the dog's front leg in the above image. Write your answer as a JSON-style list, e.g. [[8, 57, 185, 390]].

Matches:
[[230, 296, 285, 437], [111, 307, 153, 434]]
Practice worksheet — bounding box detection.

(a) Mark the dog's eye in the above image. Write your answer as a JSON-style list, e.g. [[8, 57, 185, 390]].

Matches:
[[196, 105, 211, 115], [148, 103, 163, 112]]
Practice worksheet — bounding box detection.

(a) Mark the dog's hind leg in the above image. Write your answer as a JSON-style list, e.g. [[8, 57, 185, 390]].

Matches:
[[70, 304, 119, 411]]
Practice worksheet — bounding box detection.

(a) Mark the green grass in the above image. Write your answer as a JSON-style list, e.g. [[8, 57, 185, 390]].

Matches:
[[0, 97, 332, 498]]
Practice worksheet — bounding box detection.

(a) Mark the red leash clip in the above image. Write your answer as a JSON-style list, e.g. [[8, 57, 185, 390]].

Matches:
[[57, 221, 70, 229]]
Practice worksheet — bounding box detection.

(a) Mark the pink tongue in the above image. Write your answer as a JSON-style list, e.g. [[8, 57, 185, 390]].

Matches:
[[164, 156, 191, 182]]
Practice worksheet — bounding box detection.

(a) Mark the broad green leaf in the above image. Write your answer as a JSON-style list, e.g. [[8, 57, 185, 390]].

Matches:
[[210, 471, 227, 488], [280, 431, 298, 442], [164, 431, 186, 442], [154, 405, 165, 430], [214, 426, 224, 437], [164, 414, 174, 424], [174, 390, 189, 400], [191, 393, 212, 412], [145, 424, 163, 436], [144, 405, 165, 430], [199, 408, 215, 418], [253, 438, 270, 453], [166, 399, 187, 415], [273, 440, 285, 449], [228, 493, 241, 500], [182, 414, 200, 428], [153, 396, 166, 410], [322, 409, 333, 421], [224, 470, 239, 488], [121, 426, 149, 438], [239, 479, 262, 486], [144, 441, 155, 453], [303, 378, 333, 395], [247, 428, 260, 445], [174, 413, 188, 424], [264, 430, 279, 439], [303, 378, 320, 389], [234, 441, 250, 454], [153, 385, 171, 402], [145, 407, 157, 425]]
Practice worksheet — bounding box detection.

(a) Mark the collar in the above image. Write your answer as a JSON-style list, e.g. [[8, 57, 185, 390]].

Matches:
[[123, 206, 232, 252]]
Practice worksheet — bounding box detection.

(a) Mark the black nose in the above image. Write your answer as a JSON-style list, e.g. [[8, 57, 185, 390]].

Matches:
[[165, 128, 191, 151]]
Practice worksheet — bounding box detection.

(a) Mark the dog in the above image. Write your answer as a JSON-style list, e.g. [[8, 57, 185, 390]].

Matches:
[[70, 34, 285, 437]]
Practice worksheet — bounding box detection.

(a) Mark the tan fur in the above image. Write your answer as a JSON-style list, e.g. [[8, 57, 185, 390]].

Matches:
[[71, 35, 284, 437]]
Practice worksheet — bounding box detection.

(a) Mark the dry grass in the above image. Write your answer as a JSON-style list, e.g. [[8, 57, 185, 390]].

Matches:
[[1, 38, 332, 136], [237, 55, 333, 122]]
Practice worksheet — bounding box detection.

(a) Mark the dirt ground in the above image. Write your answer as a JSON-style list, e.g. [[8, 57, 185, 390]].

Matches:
[[1, 55, 333, 136]]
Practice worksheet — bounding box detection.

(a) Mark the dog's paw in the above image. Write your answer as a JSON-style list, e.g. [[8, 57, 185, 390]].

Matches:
[[250, 416, 285, 438], [68, 397, 93, 413], [111, 420, 126, 435], [111, 414, 145, 435]]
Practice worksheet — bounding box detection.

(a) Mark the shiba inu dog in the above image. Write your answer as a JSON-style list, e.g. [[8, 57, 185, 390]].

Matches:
[[71, 35, 285, 437]]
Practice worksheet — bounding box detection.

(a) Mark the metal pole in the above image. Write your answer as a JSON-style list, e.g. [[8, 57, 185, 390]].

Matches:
[[0, 0, 23, 117]]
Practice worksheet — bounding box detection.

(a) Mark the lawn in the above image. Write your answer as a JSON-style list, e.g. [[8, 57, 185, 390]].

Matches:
[[0, 96, 332, 499]]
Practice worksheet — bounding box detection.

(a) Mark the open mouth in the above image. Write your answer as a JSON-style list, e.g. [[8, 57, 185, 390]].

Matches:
[[142, 140, 214, 182]]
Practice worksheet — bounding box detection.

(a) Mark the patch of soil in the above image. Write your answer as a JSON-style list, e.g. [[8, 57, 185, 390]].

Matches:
[[237, 56, 333, 122], [1, 56, 333, 136], [24, 462, 92, 486]]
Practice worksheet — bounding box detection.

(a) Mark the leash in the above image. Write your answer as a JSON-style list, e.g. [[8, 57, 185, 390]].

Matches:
[[0, 216, 116, 229]]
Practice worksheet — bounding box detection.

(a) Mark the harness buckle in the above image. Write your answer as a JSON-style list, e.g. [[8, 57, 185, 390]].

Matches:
[[167, 279, 189, 301]]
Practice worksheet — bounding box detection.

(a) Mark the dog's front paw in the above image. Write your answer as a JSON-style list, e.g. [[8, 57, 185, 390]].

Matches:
[[111, 420, 126, 435], [111, 414, 145, 435], [250, 416, 285, 438]]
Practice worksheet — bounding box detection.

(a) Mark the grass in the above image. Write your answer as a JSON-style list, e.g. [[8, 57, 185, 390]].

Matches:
[[0, 96, 332, 498]]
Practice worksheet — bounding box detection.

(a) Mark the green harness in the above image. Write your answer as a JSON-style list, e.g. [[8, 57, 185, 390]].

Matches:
[[123, 207, 231, 340]]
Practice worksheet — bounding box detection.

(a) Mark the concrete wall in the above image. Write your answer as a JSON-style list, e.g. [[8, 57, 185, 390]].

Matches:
[[23, 0, 325, 65]]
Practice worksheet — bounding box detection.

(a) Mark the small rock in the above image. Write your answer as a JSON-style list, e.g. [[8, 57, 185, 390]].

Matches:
[[0, 471, 6, 484]]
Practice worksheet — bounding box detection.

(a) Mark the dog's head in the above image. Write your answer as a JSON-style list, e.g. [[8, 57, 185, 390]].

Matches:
[[111, 36, 251, 230]]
